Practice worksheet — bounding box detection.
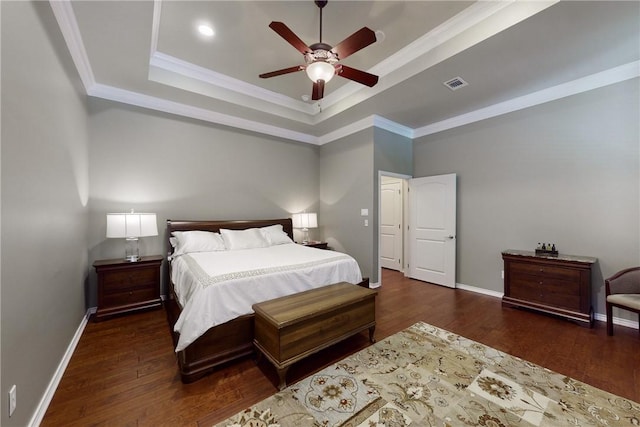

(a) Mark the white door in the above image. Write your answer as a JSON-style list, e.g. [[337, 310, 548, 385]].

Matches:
[[380, 180, 402, 271], [408, 173, 457, 288]]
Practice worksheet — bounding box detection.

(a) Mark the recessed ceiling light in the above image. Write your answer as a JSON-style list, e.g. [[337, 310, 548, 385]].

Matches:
[[375, 30, 386, 43], [198, 24, 214, 38]]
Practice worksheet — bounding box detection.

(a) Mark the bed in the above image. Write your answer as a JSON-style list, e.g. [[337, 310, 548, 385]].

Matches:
[[165, 218, 368, 383]]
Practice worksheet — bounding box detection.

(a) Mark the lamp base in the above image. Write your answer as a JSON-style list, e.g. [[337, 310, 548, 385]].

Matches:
[[302, 228, 310, 244], [125, 237, 140, 262]]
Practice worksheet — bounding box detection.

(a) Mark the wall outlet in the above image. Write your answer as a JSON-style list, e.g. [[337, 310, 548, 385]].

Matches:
[[501, 270, 504, 279], [364, 219, 369, 227], [8, 385, 16, 417]]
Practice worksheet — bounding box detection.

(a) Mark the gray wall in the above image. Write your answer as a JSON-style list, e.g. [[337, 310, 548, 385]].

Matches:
[[320, 129, 374, 281], [414, 79, 640, 320], [1, 2, 90, 426], [373, 128, 413, 281], [87, 99, 320, 303], [318, 128, 413, 284]]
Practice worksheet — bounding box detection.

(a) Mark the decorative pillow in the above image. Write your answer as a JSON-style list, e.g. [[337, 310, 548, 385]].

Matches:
[[220, 228, 269, 250], [260, 224, 294, 246], [171, 231, 226, 255]]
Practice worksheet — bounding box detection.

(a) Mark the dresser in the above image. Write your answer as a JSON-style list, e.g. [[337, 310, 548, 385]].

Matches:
[[502, 250, 597, 327], [93, 255, 163, 321]]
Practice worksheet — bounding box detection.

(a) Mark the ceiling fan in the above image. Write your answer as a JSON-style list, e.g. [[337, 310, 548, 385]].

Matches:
[[259, 0, 379, 101]]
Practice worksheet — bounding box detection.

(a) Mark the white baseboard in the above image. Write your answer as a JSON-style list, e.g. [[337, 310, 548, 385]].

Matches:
[[28, 307, 95, 427], [456, 282, 504, 299], [593, 312, 639, 330], [456, 282, 639, 331]]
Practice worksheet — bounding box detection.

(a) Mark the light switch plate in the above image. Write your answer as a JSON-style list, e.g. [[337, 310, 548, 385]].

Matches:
[[361, 209, 368, 216]]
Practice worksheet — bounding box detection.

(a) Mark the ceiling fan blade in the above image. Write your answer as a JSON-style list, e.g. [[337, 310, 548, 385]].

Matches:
[[312, 80, 325, 100], [338, 65, 379, 87], [259, 65, 304, 79], [269, 22, 311, 55], [331, 27, 377, 61]]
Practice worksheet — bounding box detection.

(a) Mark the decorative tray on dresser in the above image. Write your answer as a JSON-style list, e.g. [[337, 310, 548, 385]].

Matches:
[[502, 250, 597, 327]]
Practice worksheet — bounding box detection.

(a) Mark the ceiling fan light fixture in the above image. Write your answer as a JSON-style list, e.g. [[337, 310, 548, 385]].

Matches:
[[306, 61, 335, 83]]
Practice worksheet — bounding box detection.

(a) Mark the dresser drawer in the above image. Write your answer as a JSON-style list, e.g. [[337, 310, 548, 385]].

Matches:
[[510, 274, 544, 304], [542, 280, 581, 311], [102, 268, 158, 292], [510, 262, 580, 281]]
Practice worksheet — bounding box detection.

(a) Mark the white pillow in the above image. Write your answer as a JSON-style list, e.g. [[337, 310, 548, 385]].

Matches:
[[171, 231, 226, 255], [260, 224, 294, 246], [220, 228, 269, 250]]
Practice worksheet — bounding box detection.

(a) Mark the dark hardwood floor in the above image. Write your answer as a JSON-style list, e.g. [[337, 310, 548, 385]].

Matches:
[[42, 269, 639, 426]]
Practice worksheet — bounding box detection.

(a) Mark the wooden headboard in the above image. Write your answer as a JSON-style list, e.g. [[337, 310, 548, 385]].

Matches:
[[166, 218, 294, 258]]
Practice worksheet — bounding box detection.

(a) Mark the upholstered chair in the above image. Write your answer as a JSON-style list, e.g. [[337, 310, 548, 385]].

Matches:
[[605, 267, 640, 336]]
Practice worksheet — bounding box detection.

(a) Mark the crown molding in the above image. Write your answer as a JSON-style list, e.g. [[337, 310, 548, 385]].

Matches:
[[88, 84, 319, 145], [373, 116, 413, 139], [87, 62, 638, 146], [49, 0, 95, 91], [148, 52, 316, 123], [414, 61, 640, 139]]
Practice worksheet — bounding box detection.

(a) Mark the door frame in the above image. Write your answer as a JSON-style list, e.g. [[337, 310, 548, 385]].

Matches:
[[377, 171, 412, 287]]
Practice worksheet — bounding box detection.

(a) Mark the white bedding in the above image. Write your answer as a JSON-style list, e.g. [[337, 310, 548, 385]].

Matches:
[[170, 243, 362, 351]]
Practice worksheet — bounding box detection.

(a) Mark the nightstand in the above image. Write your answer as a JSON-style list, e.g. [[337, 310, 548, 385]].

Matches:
[[93, 255, 163, 321], [299, 241, 328, 249]]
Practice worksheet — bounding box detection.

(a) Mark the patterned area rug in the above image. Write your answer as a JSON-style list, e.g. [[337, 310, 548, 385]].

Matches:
[[215, 322, 639, 426]]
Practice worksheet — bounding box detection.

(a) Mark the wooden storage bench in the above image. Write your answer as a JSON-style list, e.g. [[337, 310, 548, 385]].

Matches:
[[253, 282, 377, 390]]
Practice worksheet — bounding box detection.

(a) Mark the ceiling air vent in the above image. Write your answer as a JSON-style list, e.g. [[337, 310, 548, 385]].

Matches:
[[443, 77, 468, 91]]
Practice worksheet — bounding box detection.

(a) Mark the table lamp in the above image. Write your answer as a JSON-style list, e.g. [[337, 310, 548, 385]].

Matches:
[[106, 210, 158, 262], [292, 212, 318, 244]]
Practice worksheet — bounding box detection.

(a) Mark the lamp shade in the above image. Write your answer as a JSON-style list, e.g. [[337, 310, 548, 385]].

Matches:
[[292, 212, 318, 229], [106, 212, 158, 238]]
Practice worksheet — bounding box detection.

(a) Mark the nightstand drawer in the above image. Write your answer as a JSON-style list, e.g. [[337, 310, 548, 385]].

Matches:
[[102, 286, 158, 307], [103, 268, 157, 292]]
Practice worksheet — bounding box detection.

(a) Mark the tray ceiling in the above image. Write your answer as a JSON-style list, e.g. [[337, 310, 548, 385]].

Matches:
[[52, 1, 640, 144]]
